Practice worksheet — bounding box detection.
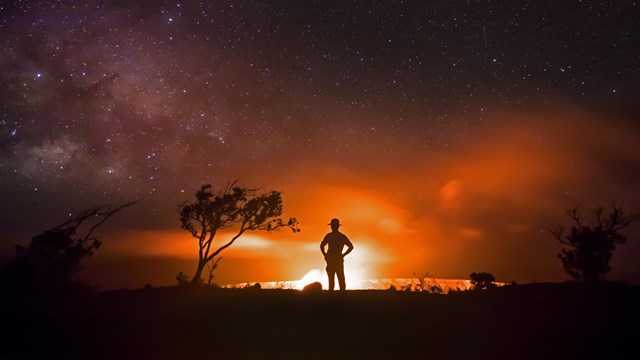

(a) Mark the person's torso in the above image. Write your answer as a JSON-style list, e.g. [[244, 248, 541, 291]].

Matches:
[[324, 232, 348, 256]]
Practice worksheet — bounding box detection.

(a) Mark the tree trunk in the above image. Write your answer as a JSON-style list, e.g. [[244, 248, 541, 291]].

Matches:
[[191, 261, 206, 285]]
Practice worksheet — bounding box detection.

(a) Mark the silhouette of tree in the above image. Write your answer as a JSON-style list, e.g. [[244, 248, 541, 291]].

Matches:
[[1, 202, 134, 293], [206, 256, 222, 286], [179, 182, 300, 285], [404, 271, 443, 293], [551, 204, 637, 282], [470, 272, 496, 290]]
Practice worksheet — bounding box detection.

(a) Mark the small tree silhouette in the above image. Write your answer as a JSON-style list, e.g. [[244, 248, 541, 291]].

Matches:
[[179, 182, 299, 285], [1, 202, 134, 293], [176, 271, 191, 286], [551, 204, 636, 282], [206, 256, 222, 286], [470, 272, 496, 290], [407, 271, 443, 293]]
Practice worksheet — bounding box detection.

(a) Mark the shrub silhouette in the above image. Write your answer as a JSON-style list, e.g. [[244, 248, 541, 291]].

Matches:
[[0, 202, 134, 294], [206, 256, 222, 286], [470, 272, 496, 290], [176, 271, 191, 286], [179, 182, 299, 285], [401, 271, 444, 293], [551, 204, 637, 282], [302, 281, 322, 292]]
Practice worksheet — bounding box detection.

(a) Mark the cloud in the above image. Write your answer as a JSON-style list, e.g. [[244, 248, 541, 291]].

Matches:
[[268, 106, 640, 281]]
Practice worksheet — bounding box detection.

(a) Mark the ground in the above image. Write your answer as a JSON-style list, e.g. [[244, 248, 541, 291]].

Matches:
[[2, 282, 638, 359]]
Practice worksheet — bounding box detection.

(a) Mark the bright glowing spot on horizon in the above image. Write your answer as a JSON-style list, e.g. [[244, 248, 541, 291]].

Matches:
[[295, 269, 325, 290]]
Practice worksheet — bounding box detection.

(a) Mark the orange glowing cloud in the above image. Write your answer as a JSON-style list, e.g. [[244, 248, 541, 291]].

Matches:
[[274, 107, 640, 281], [89, 106, 640, 288]]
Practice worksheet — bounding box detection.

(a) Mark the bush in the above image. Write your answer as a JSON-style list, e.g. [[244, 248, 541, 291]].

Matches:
[[470, 272, 497, 291]]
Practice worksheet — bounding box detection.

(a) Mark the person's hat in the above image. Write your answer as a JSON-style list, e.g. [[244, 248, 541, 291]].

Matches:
[[328, 218, 342, 226]]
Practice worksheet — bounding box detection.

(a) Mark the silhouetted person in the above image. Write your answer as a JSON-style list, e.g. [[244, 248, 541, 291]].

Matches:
[[320, 218, 354, 291]]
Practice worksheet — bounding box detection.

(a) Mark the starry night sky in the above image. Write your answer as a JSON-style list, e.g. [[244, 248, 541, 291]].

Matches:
[[1, 1, 639, 288]]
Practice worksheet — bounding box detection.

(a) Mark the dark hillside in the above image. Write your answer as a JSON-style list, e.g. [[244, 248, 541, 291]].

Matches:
[[2, 282, 638, 359]]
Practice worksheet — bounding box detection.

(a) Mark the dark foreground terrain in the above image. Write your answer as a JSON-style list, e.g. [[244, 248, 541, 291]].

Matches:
[[2, 282, 638, 359]]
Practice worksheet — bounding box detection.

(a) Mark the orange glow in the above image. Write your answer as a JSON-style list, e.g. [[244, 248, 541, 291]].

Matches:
[[87, 108, 640, 289]]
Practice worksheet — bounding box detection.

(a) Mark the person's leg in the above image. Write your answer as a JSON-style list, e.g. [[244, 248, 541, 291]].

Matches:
[[337, 262, 346, 291], [326, 265, 335, 291]]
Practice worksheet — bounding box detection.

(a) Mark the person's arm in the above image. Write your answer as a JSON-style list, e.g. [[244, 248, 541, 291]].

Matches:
[[320, 236, 328, 257], [342, 236, 354, 257]]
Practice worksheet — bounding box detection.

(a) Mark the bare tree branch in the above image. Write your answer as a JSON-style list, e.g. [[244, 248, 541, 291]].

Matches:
[[81, 201, 137, 244]]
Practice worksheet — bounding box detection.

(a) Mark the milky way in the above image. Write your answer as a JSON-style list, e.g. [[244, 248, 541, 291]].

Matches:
[[1, 1, 639, 287]]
